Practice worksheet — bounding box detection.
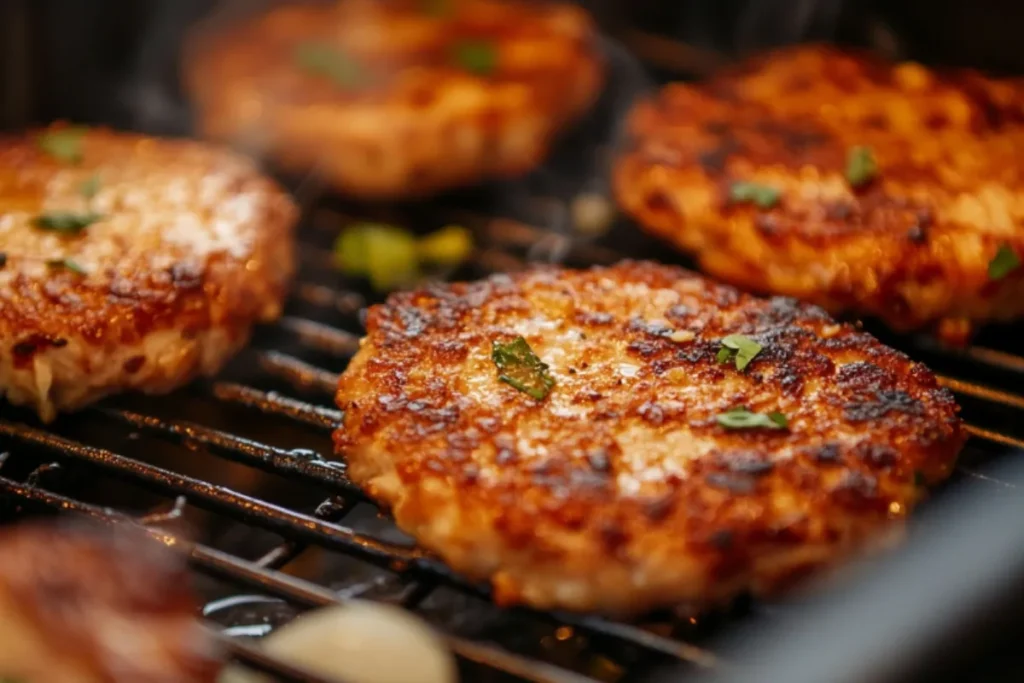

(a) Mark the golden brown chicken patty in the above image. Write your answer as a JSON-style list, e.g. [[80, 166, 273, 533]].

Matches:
[[184, 0, 604, 199], [0, 126, 297, 421], [614, 44, 1024, 343], [333, 261, 964, 616], [0, 522, 219, 683]]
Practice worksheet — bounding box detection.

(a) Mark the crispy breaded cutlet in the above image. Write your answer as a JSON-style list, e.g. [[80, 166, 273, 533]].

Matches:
[[333, 261, 964, 616], [0, 125, 297, 421], [0, 522, 218, 683], [614, 44, 1024, 344], [184, 0, 604, 199]]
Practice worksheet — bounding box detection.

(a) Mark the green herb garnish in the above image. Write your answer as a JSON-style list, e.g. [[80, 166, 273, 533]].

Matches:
[[845, 146, 877, 187], [453, 40, 497, 75], [37, 127, 87, 163], [717, 334, 763, 372], [46, 258, 87, 275], [988, 244, 1020, 280], [334, 222, 419, 291], [334, 223, 474, 292], [80, 174, 101, 199], [294, 42, 363, 88], [492, 336, 555, 400], [913, 470, 927, 487], [416, 225, 473, 265], [33, 211, 103, 234], [716, 407, 788, 430], [0, 253, 6, 270], [728, 181, 780, 209]]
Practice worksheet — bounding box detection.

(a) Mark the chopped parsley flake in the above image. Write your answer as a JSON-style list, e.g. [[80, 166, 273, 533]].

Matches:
[[845, 146, 878, 187], [728, 181, 780, 209], [453, 40, 497, 75], [294, 42, 363, 88], [913, 470, 927, 487], [37, 127, 87, 163], [492, 336, 555, 400], [988, 244, 1020, 280], [716, 407, 788, 430], [717, 334, 763, 372], [33, 211, 103, 234], [0, 253, 6, 269], [46, 258, 87, 275]]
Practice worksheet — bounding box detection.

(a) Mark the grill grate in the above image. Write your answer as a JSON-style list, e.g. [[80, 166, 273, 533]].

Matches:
[[2, 208, 1024, 682], [5, 35, 1024, 683]]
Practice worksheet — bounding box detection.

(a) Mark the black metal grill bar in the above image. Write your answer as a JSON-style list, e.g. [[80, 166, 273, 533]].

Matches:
[[0, 421, 420, 564], [256, 351, 340, 395], [293, 282, 365, 315], [911, 336, 1024, 374], [935, 375, 1024, 412], [278, 317, 362, 356], [0, 480, 594, 683], [210, 382, 341, 429], [0, 419, 720, 670], [963, 424, 1024, 451], [96, 407, 362, 497]]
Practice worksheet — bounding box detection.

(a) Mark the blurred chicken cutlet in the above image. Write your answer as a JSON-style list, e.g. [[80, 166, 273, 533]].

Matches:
[[184, 0, 604, 199], [614, 44, 1024, 343], [0, 126, 297, 421], [0, 522, 218, 683]]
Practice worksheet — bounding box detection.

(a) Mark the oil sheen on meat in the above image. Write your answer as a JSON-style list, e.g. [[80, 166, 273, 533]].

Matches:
[[334, 261, 964, 615], [614, 45, 1024, 343], [185, 0, 604, 198], [0, 126, 297, 420]]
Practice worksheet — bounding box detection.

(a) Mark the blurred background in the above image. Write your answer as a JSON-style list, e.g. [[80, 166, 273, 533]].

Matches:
[[5, 2, 1024, 682], [8, 0, 1024, 131]]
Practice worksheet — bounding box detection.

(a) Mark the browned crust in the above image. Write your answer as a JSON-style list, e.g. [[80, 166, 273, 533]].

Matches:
[[613, 44, 1024, 342], [333, 260, 964, 615], [0, 126, 297, 419], [0, 522, 219, 682], [183, 0, 604, 198]]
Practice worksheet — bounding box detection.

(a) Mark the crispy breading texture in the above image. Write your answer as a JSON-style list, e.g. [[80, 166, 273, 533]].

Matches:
[[184, 0, 604, 198], [0, 522, 219, 683], [0, 126, 297, 420], [614, 44, 1024, 343], [334, 261, 964, 616]]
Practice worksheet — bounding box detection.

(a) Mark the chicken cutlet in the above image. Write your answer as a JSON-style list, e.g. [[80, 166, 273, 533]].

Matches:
[[614, 44, 1024, 344], [333, 260, 964, 616], [0, 522, 219, 683], [0, 125, 297, 421], [184, 0, 604, 199]]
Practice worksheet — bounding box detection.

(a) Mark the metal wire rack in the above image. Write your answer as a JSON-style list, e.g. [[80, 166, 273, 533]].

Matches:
[[2, 199, 1024, 682], [4, 29, 1024, 683]]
